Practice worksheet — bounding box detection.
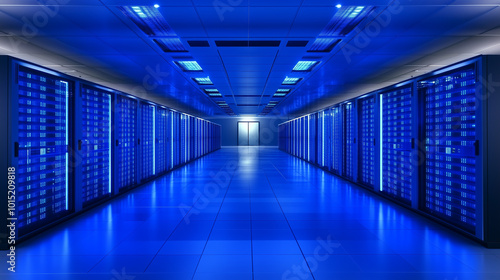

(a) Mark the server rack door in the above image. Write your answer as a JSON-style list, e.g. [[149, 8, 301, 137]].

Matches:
[[116, 95, 137, 191], [332, 106, 342, 175], [80, 85, 112, 208], [342, 102, 356, 180], [141, 103, 155, 181], [15, 66, 71, 236], [309, 114, 317, 163], [358, 96, 376, 188], [324, 110, 332, 170], [380, 87, 413, 205], [420, 64, 479, 235], [316, 113, 323, 165], [155, 107, 168, 175]]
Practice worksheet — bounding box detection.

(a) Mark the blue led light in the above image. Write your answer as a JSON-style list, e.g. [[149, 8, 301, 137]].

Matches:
[[132, 6, 147, 18], [336, 4, 342, 8], [293, 61, 319, 71], [193, 77, 213, 85], [282, 77, 302, 85], [175, 61, 203, 72], [154, 4, 160, 8]]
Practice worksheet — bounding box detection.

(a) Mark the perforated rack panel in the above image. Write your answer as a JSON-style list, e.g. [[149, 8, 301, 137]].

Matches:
[[382, 87, 413, 205], [17, 66, 69, 235], [359, 96, 375, 187], [141, 103, 154, 180], [155, 107, 168, 174], [116, 95, 137, 190], [332, 106, 342, 174], [81, 85, 111, 206], [342, 103, 355, 179], [421, 65, 477, 234]]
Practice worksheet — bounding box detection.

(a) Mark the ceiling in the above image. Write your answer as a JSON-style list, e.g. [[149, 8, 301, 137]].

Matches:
[[0, 0, 499, 117]]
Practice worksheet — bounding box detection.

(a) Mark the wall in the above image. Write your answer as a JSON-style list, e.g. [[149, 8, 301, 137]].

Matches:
[[208, 116, 288, 146]]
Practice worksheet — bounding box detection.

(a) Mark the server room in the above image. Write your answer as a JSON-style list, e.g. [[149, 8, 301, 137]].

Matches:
[[1, 1, 500, 280]]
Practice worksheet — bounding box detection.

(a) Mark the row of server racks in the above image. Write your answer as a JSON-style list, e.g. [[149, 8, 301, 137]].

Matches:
[[0, 56, 221, 249], [278, 56, 500, 247]]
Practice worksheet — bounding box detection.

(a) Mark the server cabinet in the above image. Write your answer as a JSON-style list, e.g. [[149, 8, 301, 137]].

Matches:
[[155, 107, 168, 175], [358, 95, 376, 188], [324, 110, 332, 170], [306, 115, 314, 163], [1, 56, 221, 249], [140, 103, 155, 181], [342, 102, 357, 180], [172, 111, 180, 167], [420, 64, 480, 235], [115, 95, 138, 191], [277, 56, 500, 247], [316, 112, 323, 165], [332, 106, 342, 175], [11, 63, 72, 238], [381, 86, 414, 205], [78, 84, 112, 208]]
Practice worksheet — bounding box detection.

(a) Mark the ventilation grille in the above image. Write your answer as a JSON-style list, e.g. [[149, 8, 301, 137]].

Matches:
[[215, 40, 281, 47]]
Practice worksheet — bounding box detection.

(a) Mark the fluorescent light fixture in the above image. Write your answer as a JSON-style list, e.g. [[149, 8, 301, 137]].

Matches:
[[349, 6, 364, 18], [193, 77, 213, 85], [274, 89, 291, 97], [154, 38, 187, 52], [120, 6, 177, 37], [204, 88, 219, 93], [293, 60, 319, 72], [308, 38, 341, 53], [282, 77, 302, 85], [154, 4, 160, 8], [175, 61, 203, 72]]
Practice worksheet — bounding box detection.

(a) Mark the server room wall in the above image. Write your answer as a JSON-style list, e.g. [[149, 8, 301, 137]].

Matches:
[[209, 117, 286, 146], [278, 55, 500, 248], [0, 56, 222, 249]]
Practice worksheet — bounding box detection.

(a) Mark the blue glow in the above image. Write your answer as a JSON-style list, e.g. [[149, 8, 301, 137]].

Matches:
[[193, 77, 213, 85], [349, 6, 365, 18], [293, 61, 319, 71], [282, 77, 302, 85], [308, 38, 341, 52], [132, 6, 147, 18], [276, 88, 291, 93], [176, 61, 203, 71], [336, 4, 342, 8], [154, 4, 160, 8]]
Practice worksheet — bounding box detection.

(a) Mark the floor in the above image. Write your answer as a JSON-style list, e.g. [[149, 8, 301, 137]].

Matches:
[[2, 147, 500, 280]]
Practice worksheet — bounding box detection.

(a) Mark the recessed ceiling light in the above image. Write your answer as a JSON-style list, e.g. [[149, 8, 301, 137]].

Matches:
[[154, 4, 160, 8], [293, 61, 319, 72], [336, 4, 342, 8], [175, 61, 203, 72]]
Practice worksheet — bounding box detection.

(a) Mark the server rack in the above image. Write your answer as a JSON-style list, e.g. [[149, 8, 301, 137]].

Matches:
[[140, 102, 155, 181], [308, 114, 317, 163], [358, 95, 376, 187], [79, 84, 112, 208], [155, 107, 168, 175], [342, 102, 357, 180], [381, 86, 414, 205], [0, 56, 222, 249], [277, 56, 500, 247], [419, 64, 479, 235], [115, 95, 138, 191], [332, 106, 342, 175], [14, 64, 72, 237]]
